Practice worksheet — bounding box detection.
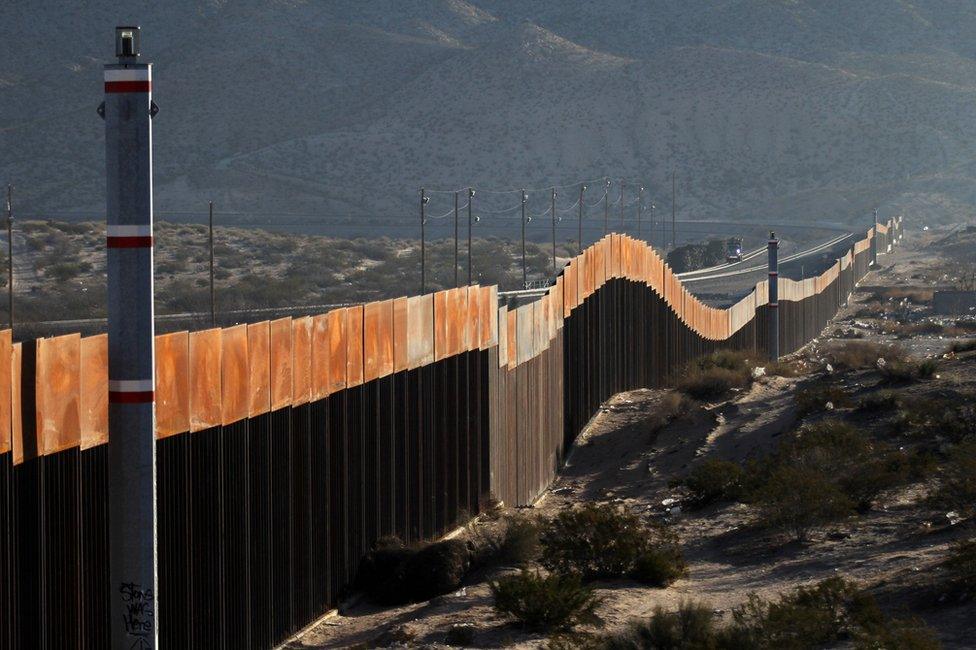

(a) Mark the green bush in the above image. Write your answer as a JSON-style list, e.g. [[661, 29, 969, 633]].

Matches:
[[630, 547, 688, 587], [602, 601, 715, 649], [727, 578, 869, 648], [678, 458, 746, 507], [857, 390, 900, 413], [892, 398, 976, 443], [471, 514, 541, 568], [539, 504, 684, 583], [795, 383, 852, 417], [356, 537, 471, 605], [675, 350, 754, 400], [490, 570, 602, 631], [933, 440, 976, 515], [677, 367, 750, 400], [754, 465, 852, 541], [944, 539, 976, 600]]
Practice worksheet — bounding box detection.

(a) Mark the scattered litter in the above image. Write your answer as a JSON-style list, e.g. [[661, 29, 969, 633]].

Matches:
[[876, 357, 887, 369], [661, 497, 678, 507], [825, 363, 834, 374], [825, 401, 835, 411], [751, 367, 766, 379], [667, 506, 682, 516], [947, 511, 963, 526]]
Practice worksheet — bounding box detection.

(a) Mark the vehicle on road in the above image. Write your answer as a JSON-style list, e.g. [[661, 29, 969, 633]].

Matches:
[[726, 237, 743, 263]]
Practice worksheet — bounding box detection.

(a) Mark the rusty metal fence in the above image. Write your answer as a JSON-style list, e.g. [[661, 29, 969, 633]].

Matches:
[[0, 218, 900, 648]]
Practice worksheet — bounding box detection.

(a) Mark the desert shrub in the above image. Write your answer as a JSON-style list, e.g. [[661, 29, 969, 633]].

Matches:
[[852, 618, 942, 650], [770, 419, 917, 513], [356, 537, 470, 604], [933, 440, 976, 515], [677, 367, 749, 400], [490, 570, 602, 631], [726, 578, 870, 648], [675, 351, 753, 400], [879, 358, 937, 384], [765, 360, 803, 377], [577, 580, 940, 650], [754, 465, 853, 541], [471, 514, 541, 568], [917, 358, 939, 379], [944, 539, 976, 600], [444, 624, 475, 646], [949, 339, 976, 353], [892, 397, 976, 443], [539, 504, 684, 584], [857, 390, 900, 413], [678, 458, 746, 507], [826, 341, 907, 370], [795, 383, 852, 417], [630, 546, 688, 587], [601, 602, 716, 649]]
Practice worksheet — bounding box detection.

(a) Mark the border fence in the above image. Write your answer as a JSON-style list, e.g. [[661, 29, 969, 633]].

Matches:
[[0, 217, 900, 649]]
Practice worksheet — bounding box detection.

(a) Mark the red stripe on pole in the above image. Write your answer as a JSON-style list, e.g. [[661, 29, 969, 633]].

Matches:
[[107, 236, 153, 248], [105, 81, 151, 93], [109, 390, 155, 404]]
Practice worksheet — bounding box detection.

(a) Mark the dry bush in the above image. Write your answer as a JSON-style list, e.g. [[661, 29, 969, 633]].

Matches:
[[727, 578, 940, 650], [356, 537, 471, 605], [795, 382, 853, 417], [471, 513, 541, 568], [870, 287, 934, 304], [676, 350, 756, 399], [539, 504, 686, 585], [880, 321, 946, 339], [676, 458, 747, 508], [857, 390, 900, 413], [765, 360, 804, 377], [944, 539, 976, 600], [892, 397, 976, 444], [754, 465, 853, 541], [825, 340, 908, 370], [601, 601, 715, 649], [949, 339, 976, 353], [490, 570, 602, 631], [933, 440, 976, 516]]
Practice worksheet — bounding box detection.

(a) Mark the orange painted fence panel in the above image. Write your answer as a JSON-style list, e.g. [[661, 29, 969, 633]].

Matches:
[[189, 328, 222, 433], [346, 305, 364, 387], [221, 324, 249, 425], [155, 331, 190, 439], [36, 333, 81, 456], [247, 321, 271, 416], [270, 317, 293, 409], [80, 334, 108, 449], [0, 330, 10, 455], [293, 316, 312, 405]]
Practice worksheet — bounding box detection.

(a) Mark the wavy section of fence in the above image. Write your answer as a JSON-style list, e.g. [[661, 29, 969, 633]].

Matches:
[[0, 217, 901, 649]]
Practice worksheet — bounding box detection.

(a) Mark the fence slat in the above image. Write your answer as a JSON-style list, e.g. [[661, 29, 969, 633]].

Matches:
[[270, 317, 293, 410], [221, 324, 249, 425], [80, 334, 108, 449], [247, 321, 271, 416], [155, 331, 189, 438], [36, 333, 81, 455], [189, 328, 222, 432]]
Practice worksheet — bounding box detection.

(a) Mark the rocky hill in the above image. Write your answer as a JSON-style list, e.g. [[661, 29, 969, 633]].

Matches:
[[3, 1, 976, 229]]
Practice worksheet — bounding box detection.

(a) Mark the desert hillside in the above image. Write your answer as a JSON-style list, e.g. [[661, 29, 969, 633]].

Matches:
[[3, 1, 976, 227]]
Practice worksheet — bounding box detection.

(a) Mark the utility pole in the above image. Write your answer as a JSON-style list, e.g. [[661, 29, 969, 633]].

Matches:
[[870, 208, 879, 268], [768, 231, 779, 361], [637, 186, 644, 239], [619, 180, 625, 230], [521, 189, 527, 289], [551, 188, 557, 275], [208, 201, 215, 327], [453, 191, 459, 287], [5, 185, 12, 331], [420, 188, 428, 293], [467, 188, 474, 285], [578, 184, 586, 254], [103, 26, 158, 649], [671, 169, 676, 249], [604, 178, 611, 236]]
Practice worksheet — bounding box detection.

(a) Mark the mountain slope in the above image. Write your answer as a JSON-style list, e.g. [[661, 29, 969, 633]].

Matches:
[[2, 1, 976, 227]]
